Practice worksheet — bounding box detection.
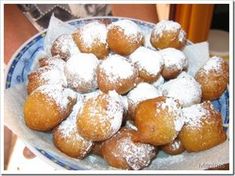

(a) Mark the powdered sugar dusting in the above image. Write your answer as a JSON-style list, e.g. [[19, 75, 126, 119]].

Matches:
[[57, 94, 93, 154], [58, 94, 83, 138], [36, 85, 77, 111], [202, 56, 224, 73], [81, 92, 124, 138], [152, 75, 165, 88], [99, 54, 136, 82], [159, 48, 188, 70], [39, 56, 66, 72], [116, 134, 156, 170], [178, 30, 186, 42], [53, 34, 80, 56], [161, 72, 202, 107], [153, 20, 181, 37], [65, 53, 99, 92], [157, 97, 184, 132], [108, 20, 143, 42], [127, 82, 161, 110], [107, 91, 124, 134], [35, 66, 67, 87], [129, 46, 164, 76], [182, 103, 209, 128], [79, 21, 107, 48]]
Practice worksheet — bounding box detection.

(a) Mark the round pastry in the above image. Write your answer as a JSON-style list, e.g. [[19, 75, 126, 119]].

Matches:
[[159, 48, 188, 79], [27, 65, 67, 95], [77, 91, 124, 141], [107, 19, 144, 56], [129, 46, 164, 83], [24, 85, 77, 131], [195, 56, 229, 100], [160, 72, 202, 107], [51, 34, 80, 61], [38, 56, 66, 72], [127, 82, 161, 119], [101, 128, 156, 170], [179, 101, 227, 152], [161, 138, 185, 155], [97, 54, 138, 95], [72, 21, 109, 59], [150, 20, 186, 50], [53, 94, 93, 158], [134, 96, 184, 146], [64, 53, 99, 93]]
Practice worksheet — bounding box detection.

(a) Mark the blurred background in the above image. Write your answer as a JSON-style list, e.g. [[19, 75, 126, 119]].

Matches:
[[4, 3, 230, 171]]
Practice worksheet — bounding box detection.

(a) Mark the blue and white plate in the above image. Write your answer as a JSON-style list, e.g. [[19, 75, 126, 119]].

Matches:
[[5, 17, 229, 170]]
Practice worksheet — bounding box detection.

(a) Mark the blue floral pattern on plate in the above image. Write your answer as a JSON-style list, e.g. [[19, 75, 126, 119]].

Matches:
[[5, 17, 229, 170]]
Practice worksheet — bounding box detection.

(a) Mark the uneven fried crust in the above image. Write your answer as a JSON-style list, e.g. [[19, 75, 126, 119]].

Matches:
[[195, 60, 229, 101], [107, 27, 144, 56], [179, 102, 227, 152]]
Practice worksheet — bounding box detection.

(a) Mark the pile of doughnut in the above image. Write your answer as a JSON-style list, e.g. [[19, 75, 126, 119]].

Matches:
[[23, 19, 229, 170]]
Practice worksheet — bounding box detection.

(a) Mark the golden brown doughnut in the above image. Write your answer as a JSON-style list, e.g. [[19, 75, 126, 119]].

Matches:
[[97, 54, 138, 95], [179, 101, 227, 152], [24, 85, 77, 131], [127, 82, 161, 120], [134, 96, 184, 146], [51, 34, 80, 61], [77, 91, 124, 141], [72, 21, 109, 59], [53, 95, 93, 158], [107, 20, 144, 56], [160, 72, 202, 107], [195, 56, 229, 101], [159, 48, 188, 80], [27, 65, 67, 95], [129, 46, 164, 83], [101, 128, 156, 170], [150, 20, 186, 50], [161, 138, 185, 155], [64, 53, 99, 93], [38, 56, 65, 71]]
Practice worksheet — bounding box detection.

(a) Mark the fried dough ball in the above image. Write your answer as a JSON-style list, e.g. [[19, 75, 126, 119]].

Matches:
[[53, 94, 93, 158], [24, 85, 77, 131], [160, 72, 202, 107], [77, 91, 124, 141], [51, 34, 80, 61], [150, 20, 186, 50], [101, 128, 156, 170], [97, 54, 138, 95], [134, 96, 184, 146], [38, 56, 66, 71], [27, 65, 67, 95], [107, 20, 144, 56], [127, 83, 161, 119], [72, 21, 109, 59], [179, 101, 227, 152], [159, 48, 188, 79], [195, 56, 229, 101], [64, 53, 99, 93], [161, 138, 185, 155], [129, 46, 164, 83]]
